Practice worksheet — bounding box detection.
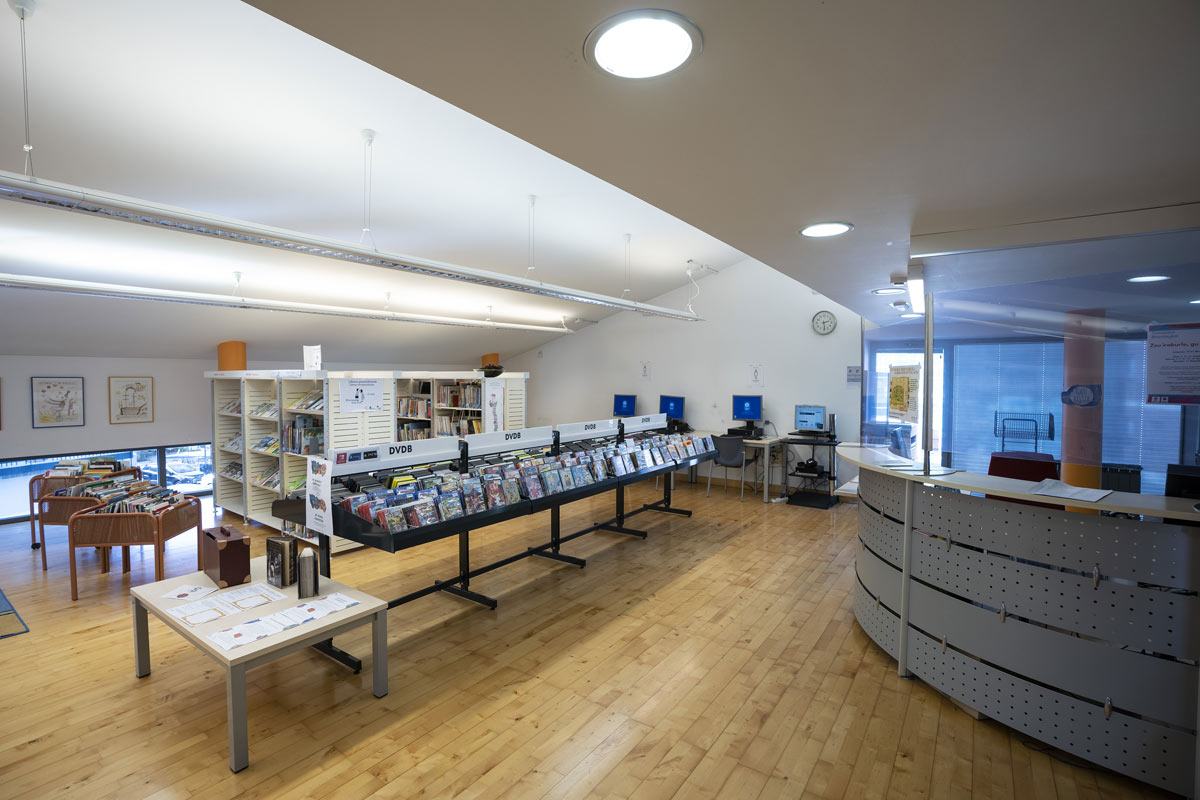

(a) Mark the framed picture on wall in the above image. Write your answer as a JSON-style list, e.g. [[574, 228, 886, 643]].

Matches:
[[31, 377, 85, 428], [108, 376, 154, 424]]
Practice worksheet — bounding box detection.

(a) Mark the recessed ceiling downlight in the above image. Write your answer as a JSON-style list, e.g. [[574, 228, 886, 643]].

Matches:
[[584, 10, 703, 79], [1127, 275, 1169, 283], [800, 222, 854, 238]]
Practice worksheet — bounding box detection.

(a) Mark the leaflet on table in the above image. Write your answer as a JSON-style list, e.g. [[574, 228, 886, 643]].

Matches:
[[1028, 479, 1112, 502], [161, 584, 217, 601], [166, 583, 286, 627], [207, 593, 361, 651]]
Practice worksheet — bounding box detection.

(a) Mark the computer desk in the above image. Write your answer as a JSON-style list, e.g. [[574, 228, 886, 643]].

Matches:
[[780, 436, 841, 508], [742, 435, 785, 503]]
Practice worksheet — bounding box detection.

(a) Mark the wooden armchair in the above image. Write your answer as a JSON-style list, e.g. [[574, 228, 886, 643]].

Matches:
[[33, 468, 143, 571], [67, 495, 202, 601]]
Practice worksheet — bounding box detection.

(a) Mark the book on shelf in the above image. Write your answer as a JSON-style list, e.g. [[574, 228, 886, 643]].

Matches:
[[217, 399, 242, 415], [219, 462, 244, 481], [287, 389, 325, 412], [249, 401, 280, 418], [436, 381, 482, 409], [282, 415, 324, 455], [396, 396, 432, 419], [251, 435, 280, 454], [252, 465, 280, 489], [223, 434, 243, 451]]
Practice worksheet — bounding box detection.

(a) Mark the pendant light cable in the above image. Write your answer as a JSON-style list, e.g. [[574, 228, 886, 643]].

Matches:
[[360, 128, 377, 250], [622, 233, 632, 297], [11, 0, 36, 178], [526, 194, 537, 280]]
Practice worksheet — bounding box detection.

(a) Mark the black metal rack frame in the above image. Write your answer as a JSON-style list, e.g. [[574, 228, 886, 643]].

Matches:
[[273, 427, 715, 671]]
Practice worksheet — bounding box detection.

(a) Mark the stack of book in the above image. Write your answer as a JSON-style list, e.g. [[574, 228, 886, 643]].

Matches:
[[282, 415, 324, 455], [252, 465, 280, 490], [251, 435, 280, 454], [219, 462, 244, 482], [65, 476, 183, 514], [223, 434, 243, 451], [249, 401, 279, 419], [287, 390, 325, 412]]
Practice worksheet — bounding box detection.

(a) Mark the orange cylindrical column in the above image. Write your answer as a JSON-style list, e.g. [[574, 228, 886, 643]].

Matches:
[[217, 341, 247, 370], [1062, 310, 1105, 511]]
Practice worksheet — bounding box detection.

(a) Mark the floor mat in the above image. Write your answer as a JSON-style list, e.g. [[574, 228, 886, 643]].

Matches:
[[0, 588, 29, 639]]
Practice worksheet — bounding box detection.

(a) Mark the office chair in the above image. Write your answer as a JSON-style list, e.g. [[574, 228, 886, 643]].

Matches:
[[706, 435, 760, 501]]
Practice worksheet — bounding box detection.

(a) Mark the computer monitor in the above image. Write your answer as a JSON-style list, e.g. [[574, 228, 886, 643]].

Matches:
[[1165, 464, 1200, 526], [613, 394, 637, 417], [794, 404, 826, 433], [732, 395, 762, 421], [659, 395, 685, 419]]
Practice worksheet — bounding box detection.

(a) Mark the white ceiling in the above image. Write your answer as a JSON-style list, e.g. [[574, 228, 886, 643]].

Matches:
[[0, 0, 746, 361], [247, 0, 1200, 323]]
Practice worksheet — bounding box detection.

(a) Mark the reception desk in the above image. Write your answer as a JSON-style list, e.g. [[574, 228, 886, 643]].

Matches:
[[838, 444, 1199, 797]]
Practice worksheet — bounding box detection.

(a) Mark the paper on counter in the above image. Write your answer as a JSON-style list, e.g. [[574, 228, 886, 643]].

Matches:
[[207, 593, 362, 650], [221, 583, 286, 610], [168, 596, 240, 626], [1029, 479, 1112, 502]]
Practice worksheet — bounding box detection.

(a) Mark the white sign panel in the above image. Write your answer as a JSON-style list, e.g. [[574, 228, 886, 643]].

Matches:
[[888, 365, 921, 424], [622, 412, 668, 434], [557, 418, 619, 442], [332, 437, 462, 475], [640, 361, 652, 380], [338, 378, 384, 413], [483, 378, 505, 433], [1147, 322, 1200, 405], [303, 345, 322, 370], [748, 364, 765, 387], [463, 426, 555, 456], [846, 365, 862, 385], [304, 457, 332, 536]]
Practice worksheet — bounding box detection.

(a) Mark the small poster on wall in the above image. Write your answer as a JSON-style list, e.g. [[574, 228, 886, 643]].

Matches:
[[109, 377, 154, 424], [31, 377, 84, 428], [1147, 322, 1200, 404], [888, 365, 920, 424]]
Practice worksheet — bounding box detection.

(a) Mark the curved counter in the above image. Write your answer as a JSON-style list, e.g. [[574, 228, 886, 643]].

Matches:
[[838, 444, 1199, 797]]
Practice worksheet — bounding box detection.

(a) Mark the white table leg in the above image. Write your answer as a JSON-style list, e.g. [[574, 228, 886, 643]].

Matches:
[[226, 664, 248, 772], [762, 441, 771, 503], [372, 610, 388, 698], [132, 597, 150, 678]]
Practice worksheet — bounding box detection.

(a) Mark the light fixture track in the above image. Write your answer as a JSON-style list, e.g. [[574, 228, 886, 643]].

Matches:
[[0, 170, 702, 321], [0, 272, 573, 333]]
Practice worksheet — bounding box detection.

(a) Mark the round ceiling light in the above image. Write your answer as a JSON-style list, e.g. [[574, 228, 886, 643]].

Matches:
[[872, 287, 905, 295], [1127, 275, 1169, 283], [800, 222, 854, 238], [584, 10, 703, 79]]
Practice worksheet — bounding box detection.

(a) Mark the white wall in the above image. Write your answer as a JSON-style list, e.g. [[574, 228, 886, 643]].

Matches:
[[507, 258, 863, 482], [0, 355, 472, 459]]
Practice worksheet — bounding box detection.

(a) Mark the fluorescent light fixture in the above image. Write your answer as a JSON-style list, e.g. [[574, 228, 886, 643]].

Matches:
[[800, 222, 853, 238], [907, 277, 926, 314], [1126, 275, 1169, 283], [584, 10, 702, 79], [0, 169, 701, 321], [1190, 299, 1200, 304], [900, 313, 922, 319], [872, 287, 905, 295], [0, 272, 574, 333]]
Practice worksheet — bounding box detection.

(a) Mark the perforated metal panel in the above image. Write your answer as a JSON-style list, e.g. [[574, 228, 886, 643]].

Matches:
[[907, 627, 1194, 797], [910, 532, 1199, 659], [853, 578, 899, 659], [858, 505, 905, 566], [906, 577, 1196, 728], [858, 468, 907, 521], [913, 483, 1200, 588]]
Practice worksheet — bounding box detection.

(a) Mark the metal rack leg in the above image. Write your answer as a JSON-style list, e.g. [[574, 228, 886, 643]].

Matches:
[[532, 505, 586, 567], [437, 531, 499, 609], [598, 485, 648, 538], [309, 533, 363, 672]]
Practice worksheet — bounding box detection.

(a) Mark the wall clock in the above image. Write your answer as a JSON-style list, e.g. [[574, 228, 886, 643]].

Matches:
[[812, 310, 837, 335]]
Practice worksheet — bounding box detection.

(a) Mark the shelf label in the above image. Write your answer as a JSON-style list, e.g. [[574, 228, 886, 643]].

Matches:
[[331, 437, 460, 475], [622, 413, 667, 434], [463, 426, 554, 456], [557, 418, 618, 442]]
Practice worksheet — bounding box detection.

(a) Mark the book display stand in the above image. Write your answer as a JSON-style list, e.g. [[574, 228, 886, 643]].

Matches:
[[271, 414, 714, 674]]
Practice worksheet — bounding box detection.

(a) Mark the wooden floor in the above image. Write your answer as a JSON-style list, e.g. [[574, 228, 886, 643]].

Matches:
[[0, 481, 1173, 799]]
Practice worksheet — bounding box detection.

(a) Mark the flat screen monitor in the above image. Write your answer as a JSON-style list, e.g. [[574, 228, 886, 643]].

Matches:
[[794, 404, 826, 432], [1165, 464, 1200, 526], [613, 394, 637, 417], [732, 394, 762, 421], [659, 395, 685, 418]]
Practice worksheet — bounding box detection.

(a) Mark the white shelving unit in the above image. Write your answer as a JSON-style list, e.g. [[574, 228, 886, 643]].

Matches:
[[206, 369, 529, 554]]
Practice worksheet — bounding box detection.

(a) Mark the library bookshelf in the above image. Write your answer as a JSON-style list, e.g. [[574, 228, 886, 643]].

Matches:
[[206, 370, 527, 555]]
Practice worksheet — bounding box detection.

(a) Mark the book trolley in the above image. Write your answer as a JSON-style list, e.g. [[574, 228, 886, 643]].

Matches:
[[272, 413, 716, 673]]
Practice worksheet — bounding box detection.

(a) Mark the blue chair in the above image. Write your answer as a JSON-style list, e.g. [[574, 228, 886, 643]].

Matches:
[[706, 435, 760, 501]]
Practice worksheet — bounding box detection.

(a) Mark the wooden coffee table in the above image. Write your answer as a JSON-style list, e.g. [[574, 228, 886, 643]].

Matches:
[[130, 557, 387, 772]]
